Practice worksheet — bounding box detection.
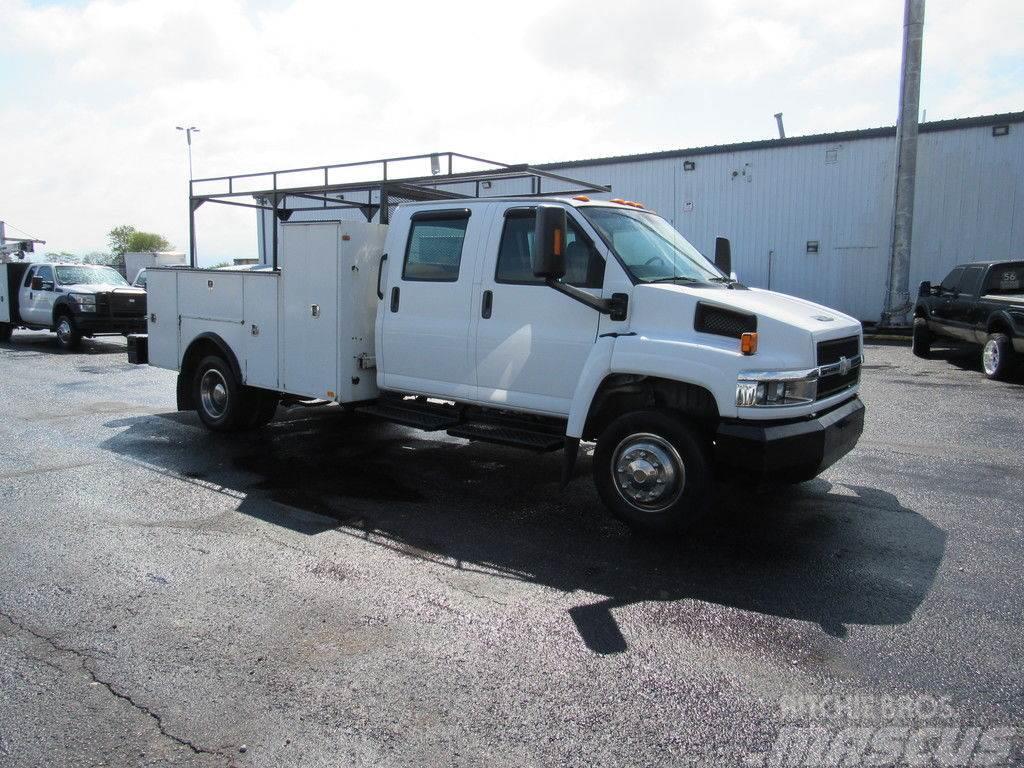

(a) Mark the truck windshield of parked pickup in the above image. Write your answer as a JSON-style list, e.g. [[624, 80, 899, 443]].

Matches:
[[55, 265, 129, 286], [581, 206, 725, 284]]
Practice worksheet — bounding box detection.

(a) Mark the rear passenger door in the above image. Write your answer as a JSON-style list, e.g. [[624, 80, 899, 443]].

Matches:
[[931, 267, 963, 333], [474, 205, 604, 415], [950, 266, 985, 341], [379, 206, 482, 401]]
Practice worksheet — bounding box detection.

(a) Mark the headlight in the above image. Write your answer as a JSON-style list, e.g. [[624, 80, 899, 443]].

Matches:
[[736, 371, 817, 406], [70, 293, 97, 312]]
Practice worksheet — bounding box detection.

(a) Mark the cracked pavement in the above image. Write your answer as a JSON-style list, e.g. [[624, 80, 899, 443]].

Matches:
[[0, 332, 1022, 767]]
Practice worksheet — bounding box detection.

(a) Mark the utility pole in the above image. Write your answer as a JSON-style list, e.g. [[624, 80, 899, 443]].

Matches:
[[881, 0, 926, 328], [176, 125, 200, 180], [176, 125, 200, 266]]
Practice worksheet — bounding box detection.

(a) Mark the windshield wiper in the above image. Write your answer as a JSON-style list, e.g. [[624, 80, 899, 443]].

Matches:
[[643, 275, 698, 284]]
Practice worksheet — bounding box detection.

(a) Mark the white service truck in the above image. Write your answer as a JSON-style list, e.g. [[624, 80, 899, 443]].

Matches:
[[131, 155, 865, 532]]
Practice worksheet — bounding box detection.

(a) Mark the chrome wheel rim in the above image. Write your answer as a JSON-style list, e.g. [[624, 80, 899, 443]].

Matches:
[[983, 340, 999, 376], [57, 318, 72, 344], [200, 368, 229, 419], [611, 433, 685, 512]]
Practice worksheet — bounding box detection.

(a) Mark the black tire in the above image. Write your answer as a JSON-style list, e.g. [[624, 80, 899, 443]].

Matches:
[[54, 313, 82, 350], [912, 316, 931, 359], [593, 409, 712, 534], [982, 333, 1015, 380], [0, 322, 12, 342], [192, 354, 256, 432]]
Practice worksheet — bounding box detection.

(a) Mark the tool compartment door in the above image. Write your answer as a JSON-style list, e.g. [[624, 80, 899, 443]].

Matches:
[[281, 223, 339, 400]]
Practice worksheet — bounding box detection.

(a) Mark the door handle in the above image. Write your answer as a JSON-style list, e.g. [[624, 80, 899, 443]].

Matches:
[[376, 253, 388, 300], [481, 289, 493, 319], [390, 286, 400, 313]]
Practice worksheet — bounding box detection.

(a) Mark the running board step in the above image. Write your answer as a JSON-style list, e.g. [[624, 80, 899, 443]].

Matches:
[[357, 401, 459, 431], [447, 422, 564, 452]]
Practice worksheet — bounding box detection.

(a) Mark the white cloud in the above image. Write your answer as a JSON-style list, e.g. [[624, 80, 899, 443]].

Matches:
[[0, 0, 1020, 262]]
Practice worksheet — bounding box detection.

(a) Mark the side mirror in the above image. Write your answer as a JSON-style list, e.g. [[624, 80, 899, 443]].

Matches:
[[918, 281, 931, 297], [533, 206, 568, 280], [30, 276, 43, 291], [714, 237, 732, 276]]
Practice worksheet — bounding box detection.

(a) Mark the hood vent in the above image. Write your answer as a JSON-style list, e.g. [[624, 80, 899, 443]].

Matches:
[[694, 302, 757, 339]]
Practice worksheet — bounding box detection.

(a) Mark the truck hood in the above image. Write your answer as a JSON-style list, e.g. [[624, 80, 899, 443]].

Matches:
[[641, 283, 859, 335], [61, 284, 145, 295]]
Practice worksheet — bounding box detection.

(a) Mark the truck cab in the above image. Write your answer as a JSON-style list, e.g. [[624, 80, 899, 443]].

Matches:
[[135, 154, 865, 534], [1, 263, 146, 349]]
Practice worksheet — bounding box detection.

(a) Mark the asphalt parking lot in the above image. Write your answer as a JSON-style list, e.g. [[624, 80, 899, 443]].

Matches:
[[0, 333, 1021, 767]]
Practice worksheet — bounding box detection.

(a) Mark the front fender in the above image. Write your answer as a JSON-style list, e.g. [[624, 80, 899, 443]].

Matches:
[[565, 334, 737, 438]]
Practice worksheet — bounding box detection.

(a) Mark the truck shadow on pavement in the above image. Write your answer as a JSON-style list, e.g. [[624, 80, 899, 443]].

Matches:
[[102, 408, 946, 655], [2, 333, 127, 356]]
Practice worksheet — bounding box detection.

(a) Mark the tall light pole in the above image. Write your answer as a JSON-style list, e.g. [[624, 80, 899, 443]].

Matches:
[[175, 125, 200, 180]]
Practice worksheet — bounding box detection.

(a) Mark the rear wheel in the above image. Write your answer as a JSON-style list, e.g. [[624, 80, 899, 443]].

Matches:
[[55, 314, 82, 350], [192, 354, 255, 431], [982, 333, 1014, 380], [912, 317, 931, 358], [593, 410, 712, 534], [0, 322, 12, 342]]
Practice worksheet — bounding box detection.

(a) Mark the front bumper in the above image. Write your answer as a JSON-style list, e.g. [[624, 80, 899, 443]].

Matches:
[[714, 396, 865, 481], [74, 314, 146, 335]]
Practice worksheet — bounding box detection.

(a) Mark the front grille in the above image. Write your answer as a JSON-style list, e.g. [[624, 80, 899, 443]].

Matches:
[[817, 335, 859, 366], [694, 302, 757, 339], [816, 334, 861, 399], [107, 292, 146, 318]]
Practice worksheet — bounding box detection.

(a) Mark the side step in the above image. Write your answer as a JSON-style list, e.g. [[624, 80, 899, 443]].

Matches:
[[357, 400, 459, 431], [447, 422, 564, 452]]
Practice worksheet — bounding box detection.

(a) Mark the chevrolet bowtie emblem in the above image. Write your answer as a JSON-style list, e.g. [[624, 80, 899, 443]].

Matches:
[[838, 356, 851, 376]]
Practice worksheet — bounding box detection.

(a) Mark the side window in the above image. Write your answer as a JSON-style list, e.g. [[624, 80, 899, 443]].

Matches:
[[23, 266, 37, 288], [495, 210, 605, 288], [37, 266, 55, 285], [985, 264, 1024, 294], [940, 267, 964, 293], [402, 211, 470, 282], [958, 266, 984, 296]]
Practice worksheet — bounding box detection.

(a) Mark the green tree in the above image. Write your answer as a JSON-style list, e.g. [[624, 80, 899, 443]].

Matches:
[[107, 225, 172, 264]]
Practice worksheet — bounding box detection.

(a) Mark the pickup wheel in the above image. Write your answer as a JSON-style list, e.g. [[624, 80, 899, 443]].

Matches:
[[982, 333, 1015, 380], [593, 410, 712, 535], [0, 322, 12, 342], [193, 354, 254, 432], [55, 314, 82, 350], [912, 317, 931, 358]]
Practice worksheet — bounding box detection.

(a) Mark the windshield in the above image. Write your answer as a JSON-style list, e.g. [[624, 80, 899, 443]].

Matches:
[[580, 207, 724, 283], [55, 266, 129, 287]]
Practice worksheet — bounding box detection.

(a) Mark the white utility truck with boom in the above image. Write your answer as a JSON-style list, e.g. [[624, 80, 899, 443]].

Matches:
[[131, 153, 865, 532]]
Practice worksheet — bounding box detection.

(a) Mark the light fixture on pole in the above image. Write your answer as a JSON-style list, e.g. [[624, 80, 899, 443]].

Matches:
[[175, 125, 200, 180]]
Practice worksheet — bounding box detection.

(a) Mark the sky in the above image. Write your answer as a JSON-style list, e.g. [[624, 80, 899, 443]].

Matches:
[[1, 0, 1021, 264]]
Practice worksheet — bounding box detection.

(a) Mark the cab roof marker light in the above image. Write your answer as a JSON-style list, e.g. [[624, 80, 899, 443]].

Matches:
[[572, 195, 591, 202]]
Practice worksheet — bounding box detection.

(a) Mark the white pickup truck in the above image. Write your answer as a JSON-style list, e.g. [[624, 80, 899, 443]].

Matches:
[[132, 155, 865, 533]]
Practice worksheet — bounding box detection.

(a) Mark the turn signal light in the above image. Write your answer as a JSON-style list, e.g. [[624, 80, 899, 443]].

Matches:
[[740, 332, 758, 355]]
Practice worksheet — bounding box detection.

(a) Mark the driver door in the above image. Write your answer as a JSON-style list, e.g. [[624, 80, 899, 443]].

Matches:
[[474, 205, 605, 415], [20, 265, 55, 325]]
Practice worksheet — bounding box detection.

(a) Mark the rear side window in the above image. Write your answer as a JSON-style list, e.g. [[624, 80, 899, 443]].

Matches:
[[403, 211, 470, 282], [958, 266, 985, 296], [496, 210, 605, 288], [940, 267, 964, 293], [984, 264, 1024, 294]]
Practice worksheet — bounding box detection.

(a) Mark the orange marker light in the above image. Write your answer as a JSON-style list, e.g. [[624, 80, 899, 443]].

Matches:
[[553, 228, 563, 256], [573, 195, 591, 202], [610, 198, 626, 204], [740, 332, 758, 355]]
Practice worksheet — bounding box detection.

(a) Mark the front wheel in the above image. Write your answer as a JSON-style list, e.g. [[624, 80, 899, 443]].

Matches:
[[55, 314, 82, 350], [982, 333, 1015, 380], [593, 410, 712, 534], [912, 317, 931, 358]]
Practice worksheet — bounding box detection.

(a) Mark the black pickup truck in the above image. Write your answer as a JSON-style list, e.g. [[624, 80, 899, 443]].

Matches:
[[913, 260, 1024, 379]]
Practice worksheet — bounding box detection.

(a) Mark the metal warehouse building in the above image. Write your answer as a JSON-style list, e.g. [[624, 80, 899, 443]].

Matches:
[[257, 111, 1023, 322]]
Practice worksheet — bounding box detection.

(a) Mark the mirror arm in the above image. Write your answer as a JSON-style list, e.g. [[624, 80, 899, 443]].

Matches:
[[545, 278, 628, 321]]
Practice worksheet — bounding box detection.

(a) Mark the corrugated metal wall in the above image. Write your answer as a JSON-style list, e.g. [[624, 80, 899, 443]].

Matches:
[[259, 119, 1023, 322]]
